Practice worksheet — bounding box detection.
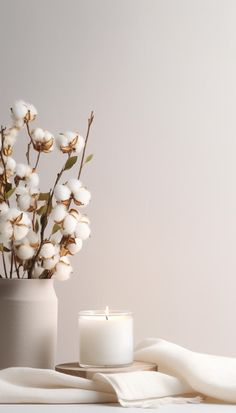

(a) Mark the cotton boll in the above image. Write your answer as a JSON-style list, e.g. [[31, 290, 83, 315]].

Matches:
[[69, 209, 81, 222], [74, 135, 85, 153], [62, 214, 77, 235], [53, 257, 73, 281], [6, 157, 16, 173], [28, 172, 39, 188], [56, 134, 68, 148], [54, 184, 71, 202], [11, 100, 28, 120], [43, 254, 60, 270], [27, 230, 39, 247], [51, 204, 67, 223], [13, 119, 24, 129], [67, 238, 83, 255], [74, 187, 91, 206], [16, 244, 35, 260], [17, 193, 31, 211], [13, 224, 30, 241], [32, 128, 44, 141], [32, 265, 44, 279], [65, 131, 76, 142], [27, 103, 37, 121], [40, 242, 56, 259], [0, 202, 9, 215], [67, 179, 82, 193], [75, 222, 91, 240], [0, 220, 13, 241], [16, 163, 32, 178]]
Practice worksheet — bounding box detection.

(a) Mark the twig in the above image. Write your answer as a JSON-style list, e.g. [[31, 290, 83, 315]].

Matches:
[[25, 120, 34, 165], [1, 251, 8, 278], [13, 252, 20, 279], [0, 127, 9, 206], [28, 166, 66, 278], [9, 243, 14, 278], [78, 111, 94, 180], [34, 151, 41, 169]]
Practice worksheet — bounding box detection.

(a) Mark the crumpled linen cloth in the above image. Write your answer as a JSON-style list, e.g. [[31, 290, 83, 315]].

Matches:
[[0, 339, 235, 407]]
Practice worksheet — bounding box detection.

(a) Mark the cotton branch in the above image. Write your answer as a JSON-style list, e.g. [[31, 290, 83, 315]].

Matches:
[[78, 111, 94, 180]]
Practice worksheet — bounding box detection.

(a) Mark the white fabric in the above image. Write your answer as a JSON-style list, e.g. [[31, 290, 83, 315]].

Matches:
[[0, 339, 235, 407]]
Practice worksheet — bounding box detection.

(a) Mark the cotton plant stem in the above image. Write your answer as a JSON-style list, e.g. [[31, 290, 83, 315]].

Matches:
[[0, 127, 10, 206], [78, 111, 94, 180], [25, 120, 34, 165], [34, 151, 41, 169], [27, 165, 66, 279], [1, 251, 8, 278], [9, 243, 14, 279], [13, 252, 20, 279]]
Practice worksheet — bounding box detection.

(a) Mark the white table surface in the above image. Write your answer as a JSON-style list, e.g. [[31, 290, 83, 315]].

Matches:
[[0, 404, 236, 413]]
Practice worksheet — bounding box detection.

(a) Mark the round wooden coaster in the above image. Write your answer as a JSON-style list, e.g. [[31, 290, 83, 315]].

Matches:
[[55, 360, 157, 379]]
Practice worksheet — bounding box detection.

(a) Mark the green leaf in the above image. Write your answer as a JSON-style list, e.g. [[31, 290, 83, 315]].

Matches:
[[35, 219, 39, 234], [37, 205, 47, 215], [52, 223, 61, 235], [38, 192, 50, 201], [5, 187, 15, 199], [84, 154, 93, 164], [5, 182, 12, 193], [64, 156, 78, 171], [3, 247, 10, 252], [0, 244, 3, 252]]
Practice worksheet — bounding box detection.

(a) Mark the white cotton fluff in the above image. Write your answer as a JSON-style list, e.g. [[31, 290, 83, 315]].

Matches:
[[53, 257, 73, 281], [62, 214, 77, 235], [56, 134, 68, 148], [54, 184, 71, 201], [28, 172, 39, 188], [11, 100, 28, 120], [13, 119, 24, 129], [67, 238, 83, 255], [66, 179, 82, 193], [16, 163, 32, 178], [27, 230, 39, 246], [43, 254, 60, 270], [32, 128, 45, 141], [75, 222, 91, 240], [51, 204, 67, 223], [16, 244, 35, 260], [17, 193, 31, 211], [32, 265, 44, 279], [0, 202, 9, 215], [44, 130, 53, 141], [69, 209, 81, 222], [74, 187, 91, 206], [13, 224, 30, 241], [0, 220, 13, 241], [65, 131, 76, 142], [27, 103, 37, 120], [6, 157, 16, 173], [74, 135, 85, 153], [40, 242, 56, 259]]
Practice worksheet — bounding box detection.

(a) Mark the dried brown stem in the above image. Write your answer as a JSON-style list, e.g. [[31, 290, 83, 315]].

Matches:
[[28, 165, 66, 278], [1, 251, 8, 278], [78, 111, 94, 180], [34, 151, 41, 169], [0, 127, 9, 206], [25, 121, 34, 165]]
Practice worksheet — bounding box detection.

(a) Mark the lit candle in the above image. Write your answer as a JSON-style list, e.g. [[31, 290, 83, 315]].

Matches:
[[78, 307, 133, 367]]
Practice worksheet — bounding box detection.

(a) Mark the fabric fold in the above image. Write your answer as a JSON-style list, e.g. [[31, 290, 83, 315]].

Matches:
[[0, 338, 235, 407]]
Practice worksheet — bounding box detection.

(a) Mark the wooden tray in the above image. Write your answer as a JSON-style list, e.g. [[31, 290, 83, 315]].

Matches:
[[55, 360, 158, 379]]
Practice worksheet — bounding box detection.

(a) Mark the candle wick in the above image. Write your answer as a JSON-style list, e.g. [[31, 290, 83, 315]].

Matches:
[[106, 315, 108, 320]]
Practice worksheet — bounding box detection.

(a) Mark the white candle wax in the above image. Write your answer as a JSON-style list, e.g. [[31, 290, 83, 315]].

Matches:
[[78, 309, 133, 367]]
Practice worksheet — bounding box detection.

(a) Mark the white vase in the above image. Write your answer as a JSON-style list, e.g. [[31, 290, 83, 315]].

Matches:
[[0, 279, 58, 369]]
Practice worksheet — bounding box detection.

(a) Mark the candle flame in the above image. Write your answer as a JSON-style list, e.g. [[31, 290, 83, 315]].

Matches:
[[105, 306, 109, 320]]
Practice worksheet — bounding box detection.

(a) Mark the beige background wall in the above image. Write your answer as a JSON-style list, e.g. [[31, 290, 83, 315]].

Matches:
[[0, 0, 236, 362]]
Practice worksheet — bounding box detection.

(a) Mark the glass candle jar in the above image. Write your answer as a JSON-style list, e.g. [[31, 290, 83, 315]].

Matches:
[[78, 308, 133, 367]]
